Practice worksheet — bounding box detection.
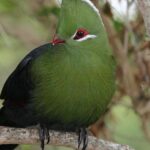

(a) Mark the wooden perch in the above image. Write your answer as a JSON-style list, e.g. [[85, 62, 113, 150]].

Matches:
[[137, 0, 150, 37], [0, 126, 134, 150]]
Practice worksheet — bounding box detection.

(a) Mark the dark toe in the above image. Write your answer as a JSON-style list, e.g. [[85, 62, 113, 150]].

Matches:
[[39, 124, 50, 150], [77, 128, 88, 150]]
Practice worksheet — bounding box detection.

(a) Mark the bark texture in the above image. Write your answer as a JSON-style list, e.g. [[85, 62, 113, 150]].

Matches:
[[0, 126, 134, 150], [137, 0, 150, 37]]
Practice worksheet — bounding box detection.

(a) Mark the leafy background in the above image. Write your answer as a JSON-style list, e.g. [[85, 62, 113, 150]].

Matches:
[[0, 0, 150, 150]]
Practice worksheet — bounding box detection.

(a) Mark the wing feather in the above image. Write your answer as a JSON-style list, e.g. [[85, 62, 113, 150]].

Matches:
[[0, 43, 51, 106]]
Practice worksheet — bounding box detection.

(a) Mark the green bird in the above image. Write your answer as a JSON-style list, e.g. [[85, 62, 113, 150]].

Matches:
[[0, 0, 116, 149]]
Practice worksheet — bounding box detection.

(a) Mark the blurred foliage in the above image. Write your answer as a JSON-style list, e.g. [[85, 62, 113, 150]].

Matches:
[[0, 0, 17, 13], [38, 6, 60, 17], [0, 0, 150, 150]]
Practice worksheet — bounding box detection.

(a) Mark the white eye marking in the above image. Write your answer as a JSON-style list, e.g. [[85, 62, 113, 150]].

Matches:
[[74, 34, 97, 42], [71, 30, 78, 39], [71, 28, 97, 42]]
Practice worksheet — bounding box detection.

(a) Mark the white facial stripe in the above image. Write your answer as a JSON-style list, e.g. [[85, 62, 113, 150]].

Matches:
[[57, 0, 100, 17], [57, 0, 103, 26], [81, 0, 104, 27], [71, 30, 77, 39], [75, 34, 97, 42], [82, 0, 100, 16]]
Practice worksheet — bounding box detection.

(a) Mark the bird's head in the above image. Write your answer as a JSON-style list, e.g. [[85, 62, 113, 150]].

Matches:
[[52, 0, 109, 53]]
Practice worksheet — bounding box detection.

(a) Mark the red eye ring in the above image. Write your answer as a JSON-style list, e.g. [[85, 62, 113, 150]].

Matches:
[[73, 28, 89, 40]]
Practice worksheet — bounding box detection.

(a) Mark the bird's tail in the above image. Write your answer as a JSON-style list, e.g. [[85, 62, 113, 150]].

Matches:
[[0, 107, 18, 150]]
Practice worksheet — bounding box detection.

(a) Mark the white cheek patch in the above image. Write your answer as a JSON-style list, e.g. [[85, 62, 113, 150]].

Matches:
[[75, 34, 97, 42]]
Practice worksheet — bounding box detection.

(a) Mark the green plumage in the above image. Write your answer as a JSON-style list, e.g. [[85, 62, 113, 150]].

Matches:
[[0, 1, 116, 149], [0, 0, 116, 133], [30, 0, 116, 129]]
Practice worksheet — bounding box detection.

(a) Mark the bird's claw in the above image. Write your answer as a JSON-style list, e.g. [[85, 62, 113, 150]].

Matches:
[[39, 124, 50, 150], [78, 128, 88, 150], [45, 127, 50, 144]]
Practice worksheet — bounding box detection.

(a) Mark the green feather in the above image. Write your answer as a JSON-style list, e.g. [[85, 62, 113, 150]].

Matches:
[[30, 0, 116, 128], [57, 0, 105, 39]]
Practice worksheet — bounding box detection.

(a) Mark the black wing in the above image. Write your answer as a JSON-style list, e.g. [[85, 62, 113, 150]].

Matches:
[[0, 43, 51, 106]]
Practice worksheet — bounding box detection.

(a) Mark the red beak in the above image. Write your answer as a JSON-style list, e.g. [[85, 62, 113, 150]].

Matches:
[[51, 35, 65, 45]]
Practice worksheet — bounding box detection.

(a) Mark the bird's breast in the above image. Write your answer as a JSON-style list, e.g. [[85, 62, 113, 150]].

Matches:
[[31, 50, 115, 127]]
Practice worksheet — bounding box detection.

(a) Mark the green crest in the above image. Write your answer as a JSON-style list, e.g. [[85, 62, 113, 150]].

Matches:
[[57, 0, 106, 39]]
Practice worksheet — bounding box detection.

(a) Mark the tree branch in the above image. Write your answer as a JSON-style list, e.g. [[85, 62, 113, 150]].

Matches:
[[137, 0, 150, 37], [0, 126, 134, 150]]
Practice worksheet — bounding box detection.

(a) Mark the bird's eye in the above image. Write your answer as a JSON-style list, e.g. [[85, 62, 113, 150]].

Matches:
[[76, 31, 84, 37], [73, 28, 89, 40]]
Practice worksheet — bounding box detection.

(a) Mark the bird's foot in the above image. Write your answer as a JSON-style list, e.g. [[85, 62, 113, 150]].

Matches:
[[78, 128, 88, 150], [39, 124, 50, 150]]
